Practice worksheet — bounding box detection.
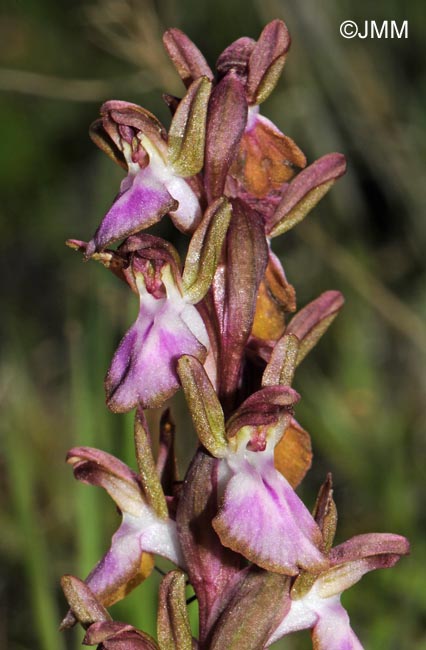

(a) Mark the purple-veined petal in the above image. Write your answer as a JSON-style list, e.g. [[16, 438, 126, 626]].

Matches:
[[213, 449, 326, 575], [66, 450, 185, 606], [106, 285, 208, 412], [317, 555, 403, 600], [315, 532, 410, 598], [87, 165, 178, 255], [62, 455, 184, 628], [67, 446, 144, 516]]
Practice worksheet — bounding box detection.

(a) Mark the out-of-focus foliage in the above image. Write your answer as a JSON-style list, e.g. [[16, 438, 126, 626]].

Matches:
[[0, 1, 425, 649]]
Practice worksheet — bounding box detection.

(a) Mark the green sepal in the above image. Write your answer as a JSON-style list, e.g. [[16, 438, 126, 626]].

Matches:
[[182, 197, 232, 304], [60, 575, 111, 630], [157, 571, 193, 650], [177, 355, 227, 458], [313, 473, 338, 554], [262, 333, 300, 387], [268, 153, 346, 238], [168, 76, 212, 177], [134, 409, 169, 520], [286, 291, 344, 366]]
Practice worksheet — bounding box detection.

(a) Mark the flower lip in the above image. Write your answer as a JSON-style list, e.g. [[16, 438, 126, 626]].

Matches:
[[87, 98, 204, 255], [104, 241, 209, 412], [213, 447, 327, 576]]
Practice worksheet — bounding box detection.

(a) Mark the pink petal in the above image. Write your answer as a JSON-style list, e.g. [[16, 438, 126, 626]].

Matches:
[[106, 294, 208, 411], [87, 166, 178, 254], [213, 453, 326, 575]]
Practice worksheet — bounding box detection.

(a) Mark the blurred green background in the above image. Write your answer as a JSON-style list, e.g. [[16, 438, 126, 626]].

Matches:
[[1, 0, 425, 648]]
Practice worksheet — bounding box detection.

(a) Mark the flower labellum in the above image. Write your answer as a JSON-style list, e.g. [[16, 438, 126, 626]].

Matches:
[[106, 240, 209, 412]]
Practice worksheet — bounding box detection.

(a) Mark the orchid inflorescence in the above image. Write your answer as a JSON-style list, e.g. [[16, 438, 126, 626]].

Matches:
[[61, 19, 409, 650]]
